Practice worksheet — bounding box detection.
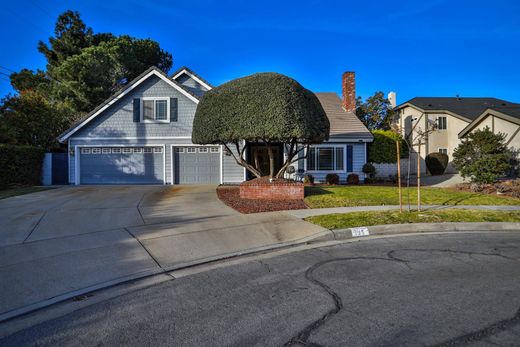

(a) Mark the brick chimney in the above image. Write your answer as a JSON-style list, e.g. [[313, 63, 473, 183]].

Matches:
[[342, 71, 356, 113]]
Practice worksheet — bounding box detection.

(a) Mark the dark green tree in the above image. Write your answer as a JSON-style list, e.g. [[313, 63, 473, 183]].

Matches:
[[192, 73, 330, 179], [0, 90, 73, 149], [453, 127, 514, 184], [0, 10, 173, 148], [356, 91, 395, 131]]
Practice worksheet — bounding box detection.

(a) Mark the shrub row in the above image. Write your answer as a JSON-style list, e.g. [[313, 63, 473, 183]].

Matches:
[[0, 144, 45, 188], [368, 130, 408, 163]]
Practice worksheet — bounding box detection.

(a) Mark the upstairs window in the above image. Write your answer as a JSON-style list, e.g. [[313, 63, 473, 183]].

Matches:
[[439, 148, 448, 155], [141, 98, 169, 122], [437, 116, 447, 130]]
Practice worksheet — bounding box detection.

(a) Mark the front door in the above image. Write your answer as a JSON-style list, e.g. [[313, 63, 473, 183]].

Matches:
[[249, 144, 283, 177]]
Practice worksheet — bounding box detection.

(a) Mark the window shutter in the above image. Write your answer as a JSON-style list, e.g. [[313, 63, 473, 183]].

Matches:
[[347, 145, 353, 172], [133, 98, 140, 123], [170, 98, 178, 122]]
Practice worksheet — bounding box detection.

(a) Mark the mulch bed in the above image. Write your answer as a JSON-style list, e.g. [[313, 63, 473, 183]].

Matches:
[[217, 185, 308, 214]]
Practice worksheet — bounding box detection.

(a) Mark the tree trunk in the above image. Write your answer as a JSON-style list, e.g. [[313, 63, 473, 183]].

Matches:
[[267, 143, 275, 179]]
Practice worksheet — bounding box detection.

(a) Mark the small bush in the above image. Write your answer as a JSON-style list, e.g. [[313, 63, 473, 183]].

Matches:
[[368, 130, 408, 163], [303, 174, 314, 185], [0, 144, 45, 188], [347, 173, 359, 185], [425, 152, 449, 175], [362, 163, 376, 178], [325, 173, 340, 185]]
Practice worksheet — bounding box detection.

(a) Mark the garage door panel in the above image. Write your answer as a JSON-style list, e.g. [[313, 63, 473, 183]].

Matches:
[[79, 147, 164, 184], [174, 147, 220, 184]]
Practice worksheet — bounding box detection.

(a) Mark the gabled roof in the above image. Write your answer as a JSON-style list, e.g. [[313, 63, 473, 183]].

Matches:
[[171, 66, 213, 90], [395, 97, 520, 122], [314, 92, 373, 141], [458, 105, 520, 138], [58, 66, 199, 143]]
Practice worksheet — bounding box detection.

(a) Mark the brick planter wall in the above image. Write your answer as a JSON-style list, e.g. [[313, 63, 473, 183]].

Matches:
[[239, 180, 304, 200]]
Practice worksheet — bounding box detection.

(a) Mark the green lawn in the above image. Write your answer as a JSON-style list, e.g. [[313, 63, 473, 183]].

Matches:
[[306, 209, 520, 230], [304, 185, 519, 208], [0, 186, 51, 200]]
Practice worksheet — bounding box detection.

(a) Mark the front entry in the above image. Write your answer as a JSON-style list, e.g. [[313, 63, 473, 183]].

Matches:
[[247, 143, 284, 179]]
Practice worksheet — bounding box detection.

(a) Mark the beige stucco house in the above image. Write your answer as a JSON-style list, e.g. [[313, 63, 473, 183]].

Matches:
[[393, 97, 520, 173]]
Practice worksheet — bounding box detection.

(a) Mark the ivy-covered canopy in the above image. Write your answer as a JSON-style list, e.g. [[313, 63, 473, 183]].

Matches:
[[192, 72, 329, 144]]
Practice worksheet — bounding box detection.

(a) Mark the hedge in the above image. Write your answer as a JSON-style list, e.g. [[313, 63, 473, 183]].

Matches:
[[0, 144, 45, 188], [367, 130, 409, 163]]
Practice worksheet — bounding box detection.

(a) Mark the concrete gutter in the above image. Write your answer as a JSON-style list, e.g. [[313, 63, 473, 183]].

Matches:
[[313, 222, 520, 242]]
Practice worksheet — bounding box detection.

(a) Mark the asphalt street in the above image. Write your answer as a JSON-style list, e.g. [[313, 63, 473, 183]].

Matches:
[[1, 232, 520, 346]]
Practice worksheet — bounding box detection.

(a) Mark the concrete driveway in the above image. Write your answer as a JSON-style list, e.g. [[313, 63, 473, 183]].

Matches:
[[0, 185, 326, 321]]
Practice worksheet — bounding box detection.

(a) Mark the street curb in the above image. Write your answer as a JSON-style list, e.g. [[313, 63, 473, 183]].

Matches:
[[317, 222, 520, 241], [0, 229, 333, 324]]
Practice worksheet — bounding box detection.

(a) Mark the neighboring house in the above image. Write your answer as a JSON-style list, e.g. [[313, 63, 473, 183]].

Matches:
[[393, 97, 520, 173], [459, 106, 520, 150], [57, 67, 372, 185]]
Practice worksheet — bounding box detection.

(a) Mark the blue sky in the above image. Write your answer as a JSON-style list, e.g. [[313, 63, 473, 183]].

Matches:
[[1, 0, 519, 104]]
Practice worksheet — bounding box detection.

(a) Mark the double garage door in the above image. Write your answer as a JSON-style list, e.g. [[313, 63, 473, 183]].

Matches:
[[77, 146, 220, 184]]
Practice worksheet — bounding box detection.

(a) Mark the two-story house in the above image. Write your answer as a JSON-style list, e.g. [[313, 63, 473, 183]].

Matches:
[[393, 97, 520, 173], [57, 67, 372, 185]]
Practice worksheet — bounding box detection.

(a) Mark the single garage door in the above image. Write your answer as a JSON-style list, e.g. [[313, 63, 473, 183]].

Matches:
[[173, 146, 220, 184], [79, 146, 164, 184]]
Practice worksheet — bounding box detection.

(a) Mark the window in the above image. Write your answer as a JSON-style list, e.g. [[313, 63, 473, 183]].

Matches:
[[144, 147, 153, 153], [81, 148, 91, 154], [102, 148, 111, 154], [123, 148, 132, 153], [187, 147, 196, 153], [307, 146, 345, 171], [153, 147, 162, 153], [438, 116, 447, 130], [134, 147, 143, 153], [111, 148, 121, 154], [175, 147, 185, 153], [141, 98, 169, 122], [92, 148, 101, 154], [210, 147, 220, 153], [199, 147, 209, 153], [439, 148, 448, 155]]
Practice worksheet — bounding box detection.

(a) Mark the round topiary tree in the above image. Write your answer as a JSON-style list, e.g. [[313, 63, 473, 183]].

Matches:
[[425, 152, 449, 175], [192, 72, 330, 179]]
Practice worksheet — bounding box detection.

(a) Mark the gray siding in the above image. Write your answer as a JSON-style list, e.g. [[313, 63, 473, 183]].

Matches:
[[176, 74, 208, 97], [74, 75, 197, 138], [222, 145, 245, 183]]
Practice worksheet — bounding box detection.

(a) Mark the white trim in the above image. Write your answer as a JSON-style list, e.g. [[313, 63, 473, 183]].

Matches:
[[140, 97, 170, 123], [172, 68, 213, 91], [58, 69, 199, 142], [75, 144, 166, 185], [170, 144, 222, 185], [70, 136, 192, 141]]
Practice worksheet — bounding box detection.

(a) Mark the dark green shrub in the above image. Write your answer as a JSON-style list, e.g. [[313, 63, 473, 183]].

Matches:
[[453, 127, 514, 184], [325, 173, 339, 185], [347, 173, 359, 185], [362, 163, 376, 178], [425, 152, 449, 175], [368, 130, 408, 163], [303, 174, 314, 185], [0, 144, 45, 188]]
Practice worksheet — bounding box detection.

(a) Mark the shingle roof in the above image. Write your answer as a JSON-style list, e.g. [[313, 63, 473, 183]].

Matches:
[[314, 92, 373, 140], [395, 97, 520, 121]]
